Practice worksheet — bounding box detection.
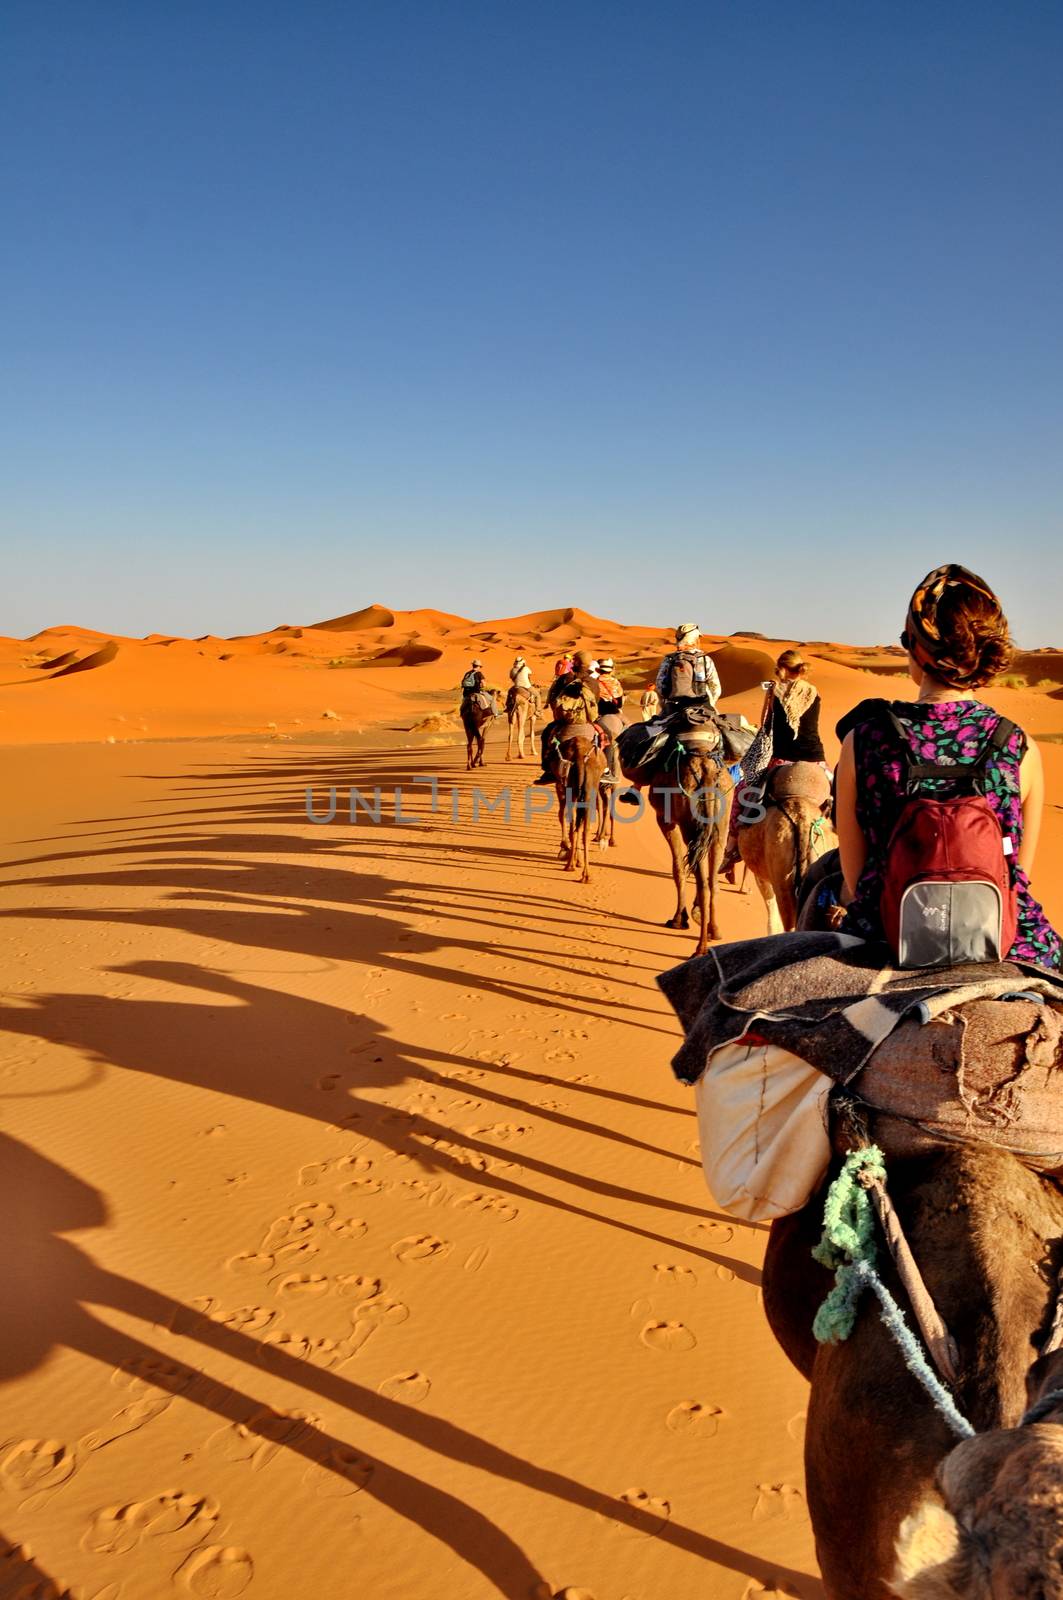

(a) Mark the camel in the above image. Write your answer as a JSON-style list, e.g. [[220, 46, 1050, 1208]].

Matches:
[[505, 684, 541, 761], [762, 1145, 1063, 1598], [460, 692, 496, 769], [648, 742, 733, 956], [547, 724, 610, 883], [738, 763, 836, 933]]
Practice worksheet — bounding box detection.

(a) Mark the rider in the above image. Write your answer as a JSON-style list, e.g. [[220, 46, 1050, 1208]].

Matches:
[[721, 649, 827, 880], [460, 658, 499, 717], [510, 655, 534, 692], [553, 651, 575, 679], [835, 563, 1060, 969], [595, 657, 626, 783], [617, 625, 721, 804], [595, 658, 625, 717], [533, 650, 610, 785], [655, 623, 722, 710]]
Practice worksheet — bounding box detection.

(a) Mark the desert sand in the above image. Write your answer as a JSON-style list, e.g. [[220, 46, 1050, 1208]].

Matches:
[[1, 604, 1061, 1600]]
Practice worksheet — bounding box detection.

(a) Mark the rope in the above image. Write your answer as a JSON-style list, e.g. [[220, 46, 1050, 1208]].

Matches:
[[812, 1147, 975, 1441], [1021, 1384, 1063, 1428]]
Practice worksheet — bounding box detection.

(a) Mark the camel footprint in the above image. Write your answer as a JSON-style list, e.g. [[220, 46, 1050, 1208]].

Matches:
[[390, 1234, 451, 1264], [209, 1409, 318, 1472], [639, 1321, 697, 1353], [377, 1371, 431, 1405], [301, 1447, 374, 1498], [753, 1483, 805, 1521], [596, 1488, 671, 1539], [687, 1220, 734, 1246], [653, 1263, 697, 1288], [82, 1490, 219, 1555], [452, 1192, 518, 1222], [174, 1545, 254, 1597], [665, 1399, 723, 1438]]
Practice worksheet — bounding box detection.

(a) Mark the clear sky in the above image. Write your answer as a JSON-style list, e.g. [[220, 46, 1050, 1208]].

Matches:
[[3, 2, 1061, 645]]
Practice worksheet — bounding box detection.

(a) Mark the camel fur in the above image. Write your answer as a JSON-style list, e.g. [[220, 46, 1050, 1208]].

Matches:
[[762, 1145, 1063, 1599], [460, 693, 497, 769], [647, 748, 733, 956], [506, 684, 541, 762], [739, 789, 837, 933]]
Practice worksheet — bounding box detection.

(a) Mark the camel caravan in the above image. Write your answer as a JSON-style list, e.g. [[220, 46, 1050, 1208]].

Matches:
[[459, 565, 1063, 1593]]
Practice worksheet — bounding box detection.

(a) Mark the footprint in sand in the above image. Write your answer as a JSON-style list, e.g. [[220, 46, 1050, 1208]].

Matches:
[[665, 1400, 723, 1438], [78, 1394, 173, 1454], [639, 1321, 697, 1353], [596, 1488, 672, 1539], [226, 1252, 275, 1278], [351, 1296, 409, 1330], [256, 1331, 314, 1369], [269, 1272, 331, 1301], [687, 1220, 734, 1246], [452, 1192, 518, 1222], [471, 1122, 532, 1142], [261, 1203, 334, 1252], [82, 1490, 219, 1555], [390, 1234, 451, 1264], [398, 1178, 439, 1202], [0, 1439, 77, 1497], [301, 1446, 374, 1497], [653, 1264, 697, 1288], [341, 1175, 386, 1196], [377, 1371, 431, 1405], [463, 1243, 490, 1274], [209, 1409, 318, 1471], [327, 1216, 368, 1239], [174, 1545, 254, 1597], [210, 1305, 276, 1334], [111, 1355, 196, 1397], [753, 1483, 805, 1522], [334, 1273, 383, 1303]]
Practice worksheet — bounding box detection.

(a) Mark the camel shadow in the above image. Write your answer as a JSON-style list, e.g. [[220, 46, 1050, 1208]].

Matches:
[[0, 1132, 821, 1597]]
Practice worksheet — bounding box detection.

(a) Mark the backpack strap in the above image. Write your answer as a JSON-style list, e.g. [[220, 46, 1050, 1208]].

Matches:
[[880, 707, 1018, 798]]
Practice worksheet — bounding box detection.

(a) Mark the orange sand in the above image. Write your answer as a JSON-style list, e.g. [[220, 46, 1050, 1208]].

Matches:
[[1, 605, 1061, 1599]]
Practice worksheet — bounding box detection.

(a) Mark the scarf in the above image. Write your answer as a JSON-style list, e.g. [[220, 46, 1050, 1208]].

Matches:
[[772, 676, 817, 734], [906, 563, 999, 687]]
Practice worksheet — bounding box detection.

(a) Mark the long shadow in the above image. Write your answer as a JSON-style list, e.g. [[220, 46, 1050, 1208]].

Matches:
[[0, 964, 762, 1281], [0, 1132, 820, 1595]]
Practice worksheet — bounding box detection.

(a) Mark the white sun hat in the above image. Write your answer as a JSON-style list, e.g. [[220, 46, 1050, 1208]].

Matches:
[[675, 622, 700, 644]]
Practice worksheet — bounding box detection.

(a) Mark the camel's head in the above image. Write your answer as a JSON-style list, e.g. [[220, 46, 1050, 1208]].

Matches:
[[892, 1360, 1063, 1598]]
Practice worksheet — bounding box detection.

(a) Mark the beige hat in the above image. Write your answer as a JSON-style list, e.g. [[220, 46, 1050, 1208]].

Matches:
[[471, 658, 482, 667], [599, 657, 614, 670], [675, 622, 700, 644]]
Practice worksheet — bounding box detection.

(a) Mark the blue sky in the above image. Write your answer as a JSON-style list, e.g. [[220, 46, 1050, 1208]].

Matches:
[[3, 2, 1061, 644]]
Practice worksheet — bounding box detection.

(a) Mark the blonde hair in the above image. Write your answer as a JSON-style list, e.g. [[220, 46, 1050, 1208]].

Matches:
[[775, 649, 808, 677]]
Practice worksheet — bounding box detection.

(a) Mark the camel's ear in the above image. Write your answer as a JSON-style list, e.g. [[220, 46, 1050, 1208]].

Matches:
[[891, 1495, 969, 1598]]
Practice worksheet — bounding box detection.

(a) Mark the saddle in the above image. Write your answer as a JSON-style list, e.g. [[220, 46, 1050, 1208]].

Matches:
[[556, 719, 599, 746]]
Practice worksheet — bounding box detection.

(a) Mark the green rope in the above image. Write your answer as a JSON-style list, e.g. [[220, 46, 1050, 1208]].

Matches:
[[811, 1145, 975, 1440], [811, 1145, 887, 1343]]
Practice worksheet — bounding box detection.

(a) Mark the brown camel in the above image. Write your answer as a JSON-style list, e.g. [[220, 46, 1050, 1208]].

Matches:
[[648, 744, 733, 956], [762, 1145, 1063, 1598], [547, 725, 610, 883], [505, 684, 541, 761], [460, 692, 497, 769], [738, 766, 837, 933]]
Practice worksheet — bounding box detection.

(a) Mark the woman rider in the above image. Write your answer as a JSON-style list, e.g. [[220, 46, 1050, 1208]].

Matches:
[[834, 563, 1060, 970]]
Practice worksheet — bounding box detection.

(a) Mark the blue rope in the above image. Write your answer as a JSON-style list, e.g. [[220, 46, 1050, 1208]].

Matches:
[[813, 1147, 975, 1442]]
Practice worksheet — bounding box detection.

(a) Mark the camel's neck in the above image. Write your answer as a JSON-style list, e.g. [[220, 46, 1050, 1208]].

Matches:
[[896, 1147, 1063, 1431]]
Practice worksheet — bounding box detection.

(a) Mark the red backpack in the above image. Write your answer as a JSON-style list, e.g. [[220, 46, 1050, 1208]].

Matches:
[[876, 709, 1020, 968]]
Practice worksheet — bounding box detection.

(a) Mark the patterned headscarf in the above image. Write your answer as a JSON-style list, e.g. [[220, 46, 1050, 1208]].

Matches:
[[904, 563, 1000, 687]]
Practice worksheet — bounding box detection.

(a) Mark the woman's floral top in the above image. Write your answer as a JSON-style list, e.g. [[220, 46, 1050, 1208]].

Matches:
[[842, 698, 1061, 971]]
